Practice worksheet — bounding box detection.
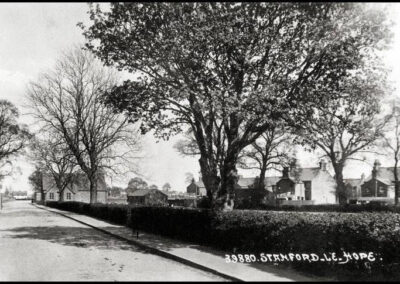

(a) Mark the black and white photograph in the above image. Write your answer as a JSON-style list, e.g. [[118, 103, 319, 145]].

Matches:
[[1, 2, 400, 281]]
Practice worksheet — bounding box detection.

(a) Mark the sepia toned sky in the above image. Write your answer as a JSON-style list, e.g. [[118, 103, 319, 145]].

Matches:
[[0, 3, 400, 193]]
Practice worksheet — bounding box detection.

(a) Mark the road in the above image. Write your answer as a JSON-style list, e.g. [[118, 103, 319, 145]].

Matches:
[[0, 200, 225, 281]]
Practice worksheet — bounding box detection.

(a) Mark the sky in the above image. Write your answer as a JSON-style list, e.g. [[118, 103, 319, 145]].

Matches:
[[0, 3, 400, 193]]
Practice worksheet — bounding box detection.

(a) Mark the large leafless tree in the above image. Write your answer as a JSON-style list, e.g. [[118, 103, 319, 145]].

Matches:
[[27, 47, 142, 203], [381, 97, 400, 205], [28, 132, 77, 202]]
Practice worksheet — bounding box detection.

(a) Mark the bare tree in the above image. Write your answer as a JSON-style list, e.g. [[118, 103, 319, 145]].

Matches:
[[184, 172, 195, 185], [381, 98, 400, 205], [296, 80, 389, 204], [28, 132, 77, 202], [238, 125, 295, 191], [27, 47, 142, 203]]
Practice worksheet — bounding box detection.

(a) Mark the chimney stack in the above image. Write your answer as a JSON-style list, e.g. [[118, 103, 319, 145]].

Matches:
[[282, 167, 289, 178], [372, 160, 381, 179]]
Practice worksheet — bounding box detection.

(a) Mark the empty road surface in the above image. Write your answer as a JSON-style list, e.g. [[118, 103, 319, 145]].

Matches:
[[0, 200, 225, 281]]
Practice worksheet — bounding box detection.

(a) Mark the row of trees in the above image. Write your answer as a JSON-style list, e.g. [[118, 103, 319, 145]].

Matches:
[[76, 3, 393, 208], [26, 48, 143, 203]]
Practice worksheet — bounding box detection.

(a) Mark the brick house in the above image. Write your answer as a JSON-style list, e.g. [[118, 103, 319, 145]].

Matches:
[[358, 160, 397, 204], [127, 188, 168, 207], [275, 160, 337, 205], [36, 172, 108, 203]]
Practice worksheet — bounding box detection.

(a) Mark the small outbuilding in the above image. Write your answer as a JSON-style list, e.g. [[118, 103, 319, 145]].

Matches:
[[127, 188, 168, 207]]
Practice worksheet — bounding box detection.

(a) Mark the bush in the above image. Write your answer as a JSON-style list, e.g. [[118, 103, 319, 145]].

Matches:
[[43, 201, 400, 280], [44, 201, 128, 225], [254, 203, 400, 213], [129, 206, 214, 245], [197, 196, 211, 209]]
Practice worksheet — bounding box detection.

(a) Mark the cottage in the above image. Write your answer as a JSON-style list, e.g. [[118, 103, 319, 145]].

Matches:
[[186, 174, 280, 206], [358, 160, 397, 204], [36, 172, 108, 203], [275, 160, 337, 205], [127, 188, 168, 207]]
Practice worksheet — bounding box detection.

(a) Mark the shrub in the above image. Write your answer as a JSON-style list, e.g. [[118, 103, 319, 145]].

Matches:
[[44, 201, 128, 225], [43, 201, 400, 280], [129, 206, 213, 245]]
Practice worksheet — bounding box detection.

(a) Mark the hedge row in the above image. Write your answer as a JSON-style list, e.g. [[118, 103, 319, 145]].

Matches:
[[44, 201, 400, 280], [45, 201, 128, 225], [239, 203, 400, 213]]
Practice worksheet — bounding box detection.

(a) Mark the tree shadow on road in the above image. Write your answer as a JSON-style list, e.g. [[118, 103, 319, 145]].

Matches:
[[1, 226, 148, 253]]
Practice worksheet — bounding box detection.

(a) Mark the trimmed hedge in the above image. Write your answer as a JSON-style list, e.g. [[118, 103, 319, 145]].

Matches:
[[45, 201, 128, 225], [239, 203, 400, 213], [129, 206, 213, 245], [44, 201, 400, 280]]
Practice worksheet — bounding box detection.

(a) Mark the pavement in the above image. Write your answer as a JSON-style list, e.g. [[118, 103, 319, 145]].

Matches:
[[33, 202, 329, 282], [0, 200, 226, 281]]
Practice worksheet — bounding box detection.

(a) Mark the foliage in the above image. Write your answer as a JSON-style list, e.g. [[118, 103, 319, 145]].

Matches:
[[45, 201, 128, 225], [0, 100, 31, 165], [45, 200, 400, 279], [79, 3, 391, 208], [28, 167, 43, 193], [108, 186, 123, 197], [162, 182, 171, 192], [126, 177, 148, 194]]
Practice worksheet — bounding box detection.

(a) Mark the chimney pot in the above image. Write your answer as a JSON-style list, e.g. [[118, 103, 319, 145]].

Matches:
[[283, 167, 289, 178]]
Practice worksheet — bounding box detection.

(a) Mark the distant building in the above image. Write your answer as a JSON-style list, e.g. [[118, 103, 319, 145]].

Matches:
[[127, 188, 168, 207], [275, 159, 337, 205], [186, 174, 280, 206], [36, 172, 108, 203], [344, 175, 364, 202], [357, 160, 397, 204]]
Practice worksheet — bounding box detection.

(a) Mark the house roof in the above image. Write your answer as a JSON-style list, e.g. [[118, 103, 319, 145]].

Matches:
[[288, 167, 321, 182], [365, 167, 399, 185]]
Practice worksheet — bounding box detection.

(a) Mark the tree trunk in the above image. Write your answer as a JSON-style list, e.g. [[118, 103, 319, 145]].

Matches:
[[198, 155, 219, 206], [40, 173, 45, 203], [333, 164, 347, 205], [56, 180, 64, 202], [218, 150, 239, 211], [89, 173, 98, 204], [255, 164, 267, 206], [394, 158, 399, 205]]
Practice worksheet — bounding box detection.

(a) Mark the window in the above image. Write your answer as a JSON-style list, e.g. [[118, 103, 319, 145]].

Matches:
[[49, 193, 54, 200], [304, 181, 312, 200], [66, 193, 71, 200], [377, 186, 387, 197]]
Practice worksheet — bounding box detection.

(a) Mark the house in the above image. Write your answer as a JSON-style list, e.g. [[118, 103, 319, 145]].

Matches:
[[186, 174, 280, 206], [186, 178, 207, 196], [275, 159, 337, 205], [358, 160, 397, 204], [127, 188, 168, 207], [36, 172, 108, 203]]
